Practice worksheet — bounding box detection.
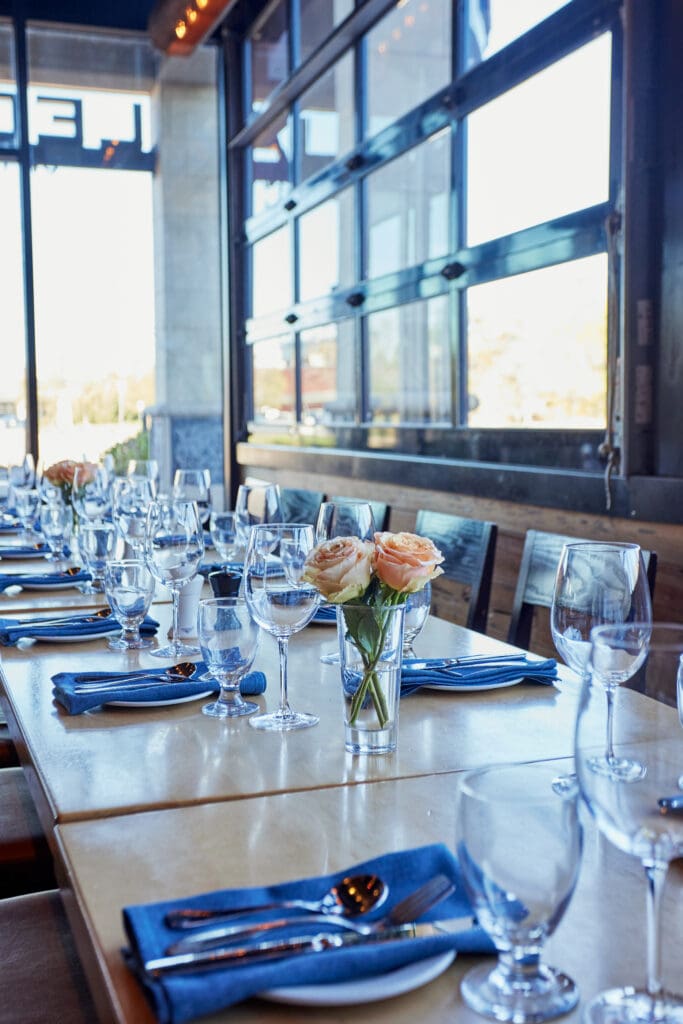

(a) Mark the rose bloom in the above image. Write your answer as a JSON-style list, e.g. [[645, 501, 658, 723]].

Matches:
[[303, 536, 374, 603], [373, 531, 444, 594], [45, 460, 96, 486]]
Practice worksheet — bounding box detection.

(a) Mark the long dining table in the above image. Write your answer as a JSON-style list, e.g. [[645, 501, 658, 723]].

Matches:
[[0, 566, 682, 1024]]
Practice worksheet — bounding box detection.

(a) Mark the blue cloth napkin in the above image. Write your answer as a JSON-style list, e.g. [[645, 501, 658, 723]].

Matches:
[[200, 561, 282, 579], [0, 521, 20, 533], [312, 603, 336, 624], [123, 843, 494, 1024], [52, 660, 267, 715], [400, 656, 559, 696], [0, 568, 92, 592], [0, 542, 50, 557], [0, 612, 159, 646]]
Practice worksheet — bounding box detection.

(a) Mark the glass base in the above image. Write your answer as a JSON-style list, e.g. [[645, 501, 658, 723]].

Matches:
[[345, 722, 397, 755], [249, 709, 319, 731], [587, 755, 646, 782], [320, 650, 340, 665], [202, 698, 259, 718], [461, 960, 579, 1023], [583, 987, 683, 1024], [150, 640, 201, 659], [107, 635, 154, 651]]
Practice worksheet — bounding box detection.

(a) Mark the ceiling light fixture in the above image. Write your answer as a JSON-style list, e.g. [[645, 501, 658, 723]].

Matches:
[[148, 0, 238, 56]]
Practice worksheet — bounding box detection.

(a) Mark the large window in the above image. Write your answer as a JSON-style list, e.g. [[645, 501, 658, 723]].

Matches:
[[232, 0, 622, 472]]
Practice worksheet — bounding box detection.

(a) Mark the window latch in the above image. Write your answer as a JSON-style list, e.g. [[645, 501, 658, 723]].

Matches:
[[284, 312, 298, 324], [345, 153, 364, 172], [284, 198, 297, 211], [346, 291, 365, 307], [441, 261, 466, 281]]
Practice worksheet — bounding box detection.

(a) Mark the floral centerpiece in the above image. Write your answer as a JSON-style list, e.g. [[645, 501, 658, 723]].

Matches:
[[303, 531, 444, 729], [44, 460, 97, 509]]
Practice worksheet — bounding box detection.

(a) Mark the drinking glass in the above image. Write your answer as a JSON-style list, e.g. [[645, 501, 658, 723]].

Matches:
[[127, 459, 159, 496], [198, 597, 260, 718], [244, 523, 319, 731], [576, 623, 683, 1024], [144, 498, 204, 659], [72, 464, 111, 522], [0, 467, 10, 509], [234, 483, 283, 548], [315, 500, 376, 665], [209, 510, 242, 564], [104, 559, 155, 650], [39, 500, 72, 562], [551, 542, 652, 782], [403, 581, 431, 657], [10, 454, 35, 490], [456, 761, 582, 1023], [77, 520, 117, 593], [113, 476, 155, 556], [15, 487, 40, 540], [173, 469, 211, 529]]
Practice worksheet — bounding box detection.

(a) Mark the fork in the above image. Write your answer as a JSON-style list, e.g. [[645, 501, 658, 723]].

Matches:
[[165, 873, 456, 955]]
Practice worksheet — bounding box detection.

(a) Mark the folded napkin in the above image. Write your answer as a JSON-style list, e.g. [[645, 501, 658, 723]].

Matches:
[[123, 842, 494, 1024], [199, 561, 282, 579], [400, 656, 558, 696], [0, 542, 50, 557], [0, 521, 20, 533], [312, 603, 336, 624], [52, 660, 267, 715], [0, 568, 92, 592], [0, 612, 159, 646]]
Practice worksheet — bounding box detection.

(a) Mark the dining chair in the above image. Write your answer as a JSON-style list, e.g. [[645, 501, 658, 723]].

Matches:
[[414, 510, 498, 634], [279, 487, 324, 525], [327, 497, 390, 532], [0, 889, 97, 1022], [507, 529, 658, 652], [0, 723, 19, 767], [0, 766, 56, 898]]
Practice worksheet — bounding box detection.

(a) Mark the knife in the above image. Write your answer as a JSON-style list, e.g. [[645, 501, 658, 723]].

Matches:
[[404, 655, 524, 672], [144, 915, 474, 975]]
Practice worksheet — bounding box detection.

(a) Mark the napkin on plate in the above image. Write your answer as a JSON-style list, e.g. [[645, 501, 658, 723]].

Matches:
[[199, 561, 283, 579], [0, 542, 50, 557], [123, 842, 494, 1024], [52, 660, 267, 715], [0, 612, 159, 646], [400, 656, 559, 696], [0, 568, 92, 592], [312, 603, 336, 624]]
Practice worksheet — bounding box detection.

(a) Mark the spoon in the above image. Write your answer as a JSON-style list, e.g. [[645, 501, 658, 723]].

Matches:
[[72, 662, 198, 694], [14, 608, 113, 630], [164, 873, 388, 930]]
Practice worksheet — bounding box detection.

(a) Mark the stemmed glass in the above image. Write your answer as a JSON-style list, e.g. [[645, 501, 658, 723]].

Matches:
[[403, 581, 432, 657], [113, 476, 155, 556], [173, 469, 211, 529], [39, 500, 72, 562], [15, 487, 40, 541], [455, 761, 582, 1023], [77, 520, 117, 593], [104, 559, 155, 650], [144, 497, 204, 659], [209, 510, 242, 564], [127, 459, 159, 496], [576, 622, 683, 1024], [551, 542, 652, 782], [244, 523, 320, 731], [315, 500, 376, 665], [235, 483, 283, 549], [72, 464, 111, 522], [198, 597, 260, 718]]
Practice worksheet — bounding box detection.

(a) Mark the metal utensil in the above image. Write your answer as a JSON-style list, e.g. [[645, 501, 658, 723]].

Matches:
[[72, 662, 198, 694], [9, 608, 112, 631], [166, 872, 455, 954], [404, 655, 524, 672]]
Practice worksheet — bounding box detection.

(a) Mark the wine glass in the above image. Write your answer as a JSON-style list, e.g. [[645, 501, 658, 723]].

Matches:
[[72, 464, 111, 522], [209, 510, 242, 564], [144, 497, 204, 659], [104, 559, 155, 650], [39, 500, 72, 562], [113, 476, 155, 556], [551, 542, 652, 783], [234, 483, 283, 549], [455, 761, 582, 1023], [127, 459, 159, 496], [15, 487, 40, 540], [244, 523, 319, 731], [198, 597, 261, 718], [575, 623, 683, 1024], [403, 581, 431, 657], [315, 500, 376, 665], [173, 469, 211, 529], [77, 520, 117, 593]]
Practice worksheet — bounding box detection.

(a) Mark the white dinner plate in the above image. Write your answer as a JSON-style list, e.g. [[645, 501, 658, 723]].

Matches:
[[31, 628, 122, 644], [423, 677, 523, 693], [106, 691, 213, 708], [261, 951, 455, 1007], [17, 579, 83, 591]]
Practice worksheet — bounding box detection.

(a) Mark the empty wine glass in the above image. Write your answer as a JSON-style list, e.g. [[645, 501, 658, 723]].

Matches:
[[456, 761, 582, 1023], [173, 469, 211, 529], [315, 500, 376, 665], [72, 464, 111, 522], [198, 597, 260, 718], [10, 454, 35, 489], [113, 476, 155, 556], [14, 487, 40, 540], [209, 510, 242, 564], [244, 523, 319, 731], [127, 459, 159, 496], [77, 520, 117, 593], [144, 498, 204, 659], [576, 623, 683, 1024], [403, 582, 431, 657], [39, 500, 72, 562], [234, 483, 283, 549], [104, 559, 155, 650]]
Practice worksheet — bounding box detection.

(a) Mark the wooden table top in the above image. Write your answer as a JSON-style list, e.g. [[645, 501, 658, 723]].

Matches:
[[54, 767, 683, 1024]]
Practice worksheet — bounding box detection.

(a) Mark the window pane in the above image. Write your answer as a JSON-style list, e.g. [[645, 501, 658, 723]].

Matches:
[[467, 34, 611, 245], [250, 0, 288, 113], [367, 130, 450, 279], [299, 189, 354, 302], [367, 295, 451, 424], [466, 255, 607, 429], [301, 320, 356, 428], [0, 20, 17, 148], [251, 225, 292, 318], [0, 161, 27, 460], [464, 0, 570, 70], [299, 0, 353, 65], [366, 0, 452, 138], [250, 110, 292, 216], [251, 336, 295, 424], [299, 51, 355, 183]]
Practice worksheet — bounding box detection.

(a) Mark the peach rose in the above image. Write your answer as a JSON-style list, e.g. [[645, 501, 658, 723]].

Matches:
[[373, 531, 444, 594], [45, 460, 96, 486], [302, 536, 374, 603]]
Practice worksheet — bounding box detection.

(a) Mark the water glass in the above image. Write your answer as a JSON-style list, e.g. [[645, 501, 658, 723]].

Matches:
[[403, 581, 431, 657], [39, 499, 71, 560], [113, 476, 155, 555], [72, 464, 111, 522], [198, 597, 261, 718], [14, 487, 40, 539], [456, 761, 582, 1022], [174, 469, 211, 528], [234, 483, 283, 548], [209, 510, 242, 563], [77, 520, 117, 593], [145, 498, 204, 658], [127, 459, 159, 496], [104, 559, 155, 650]]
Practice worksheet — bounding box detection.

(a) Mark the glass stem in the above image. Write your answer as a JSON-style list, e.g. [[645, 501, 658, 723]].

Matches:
[[605, 686, 616, 762], [644, 860, 667, 999], [171, 587, 180, 644], [277, 636, 292, 714]]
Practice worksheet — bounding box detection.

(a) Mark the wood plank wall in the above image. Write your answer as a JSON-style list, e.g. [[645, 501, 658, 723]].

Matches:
[[243, 463, 683, 684]]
